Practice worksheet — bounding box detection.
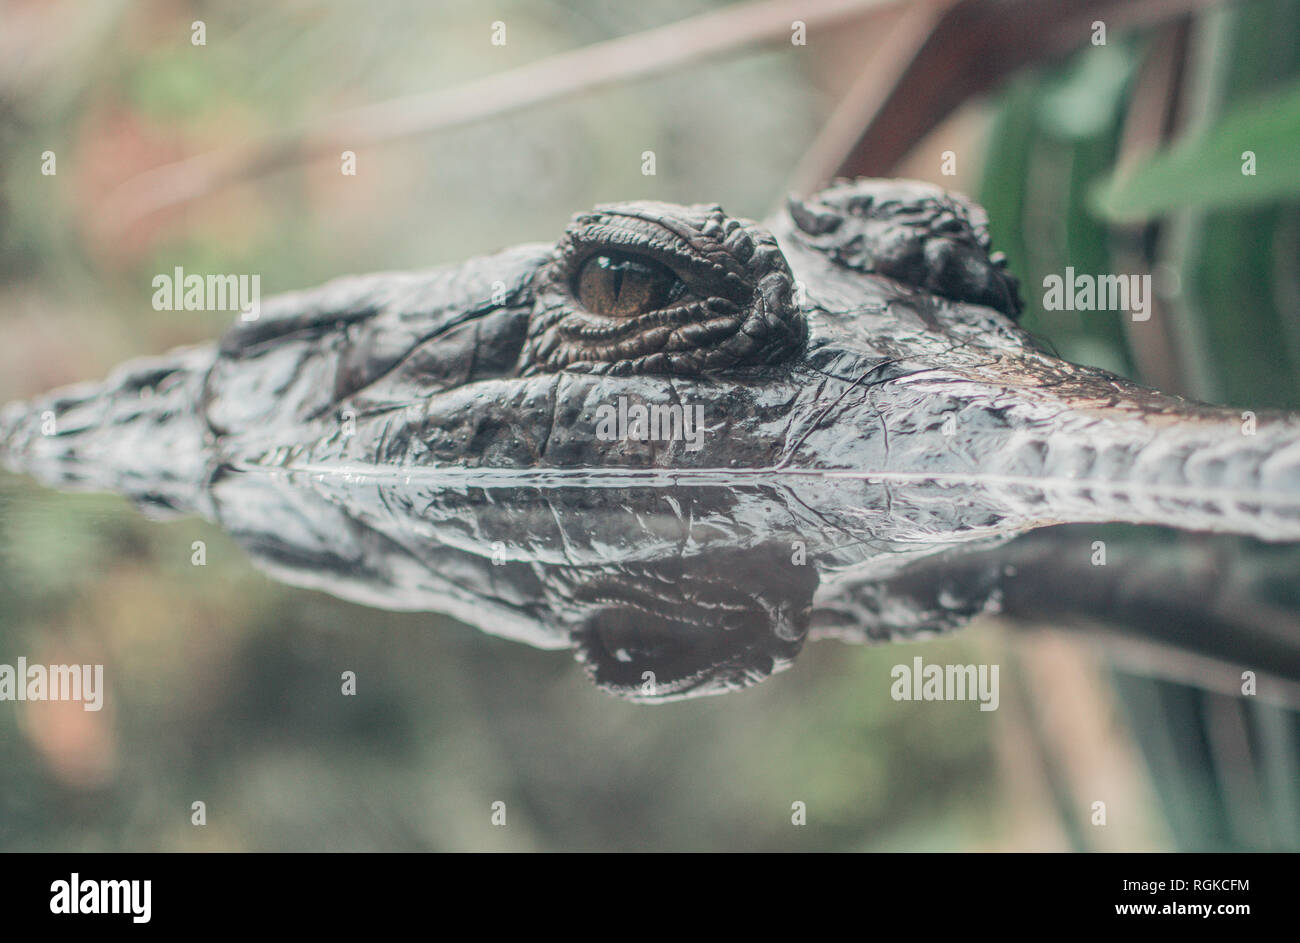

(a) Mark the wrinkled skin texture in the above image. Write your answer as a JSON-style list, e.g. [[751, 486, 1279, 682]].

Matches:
[[5, 179, 1300, 701]]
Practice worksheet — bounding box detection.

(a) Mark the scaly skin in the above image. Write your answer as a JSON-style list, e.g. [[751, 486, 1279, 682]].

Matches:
[[4, 178, 1300, 701]]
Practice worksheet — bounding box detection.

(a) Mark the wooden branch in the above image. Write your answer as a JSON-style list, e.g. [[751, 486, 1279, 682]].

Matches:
[[94, 0, 899, 233]]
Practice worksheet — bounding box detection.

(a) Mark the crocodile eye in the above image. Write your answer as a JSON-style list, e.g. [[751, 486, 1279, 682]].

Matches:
[[575, 253, 686, 318]]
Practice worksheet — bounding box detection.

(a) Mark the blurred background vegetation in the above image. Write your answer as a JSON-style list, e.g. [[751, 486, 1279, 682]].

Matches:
[[0, 0, 1296, 850]]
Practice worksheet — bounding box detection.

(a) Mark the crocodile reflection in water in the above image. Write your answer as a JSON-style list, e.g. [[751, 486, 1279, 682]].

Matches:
[[4, 179, 1300, 701]]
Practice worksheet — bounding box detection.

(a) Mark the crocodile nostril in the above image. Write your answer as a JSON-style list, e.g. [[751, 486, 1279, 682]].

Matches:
[[789, 179, 1024, 319]]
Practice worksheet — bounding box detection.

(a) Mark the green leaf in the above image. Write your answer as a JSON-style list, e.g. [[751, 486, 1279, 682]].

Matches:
[[1090, 80, 1300, 221]]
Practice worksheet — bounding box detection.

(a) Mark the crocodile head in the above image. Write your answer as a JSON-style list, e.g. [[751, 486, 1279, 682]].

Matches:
[[5, 179, 1300, 701]]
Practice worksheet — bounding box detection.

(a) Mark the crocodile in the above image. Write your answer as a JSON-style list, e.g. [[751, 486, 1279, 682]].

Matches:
[[4, 178, 1300, 701]]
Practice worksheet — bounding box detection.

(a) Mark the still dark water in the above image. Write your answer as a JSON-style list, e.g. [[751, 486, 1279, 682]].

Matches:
[[0, 466, 1027, 851], [6, 435, 1300, 852]]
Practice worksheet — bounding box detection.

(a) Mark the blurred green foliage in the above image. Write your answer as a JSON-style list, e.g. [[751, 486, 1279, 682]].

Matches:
[[1092, 80, 1300, 220], [980, 0, 1300, 851]]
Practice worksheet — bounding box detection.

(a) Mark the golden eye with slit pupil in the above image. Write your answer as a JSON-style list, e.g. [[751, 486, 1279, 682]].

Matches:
[[576, 253, 685, 317]]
